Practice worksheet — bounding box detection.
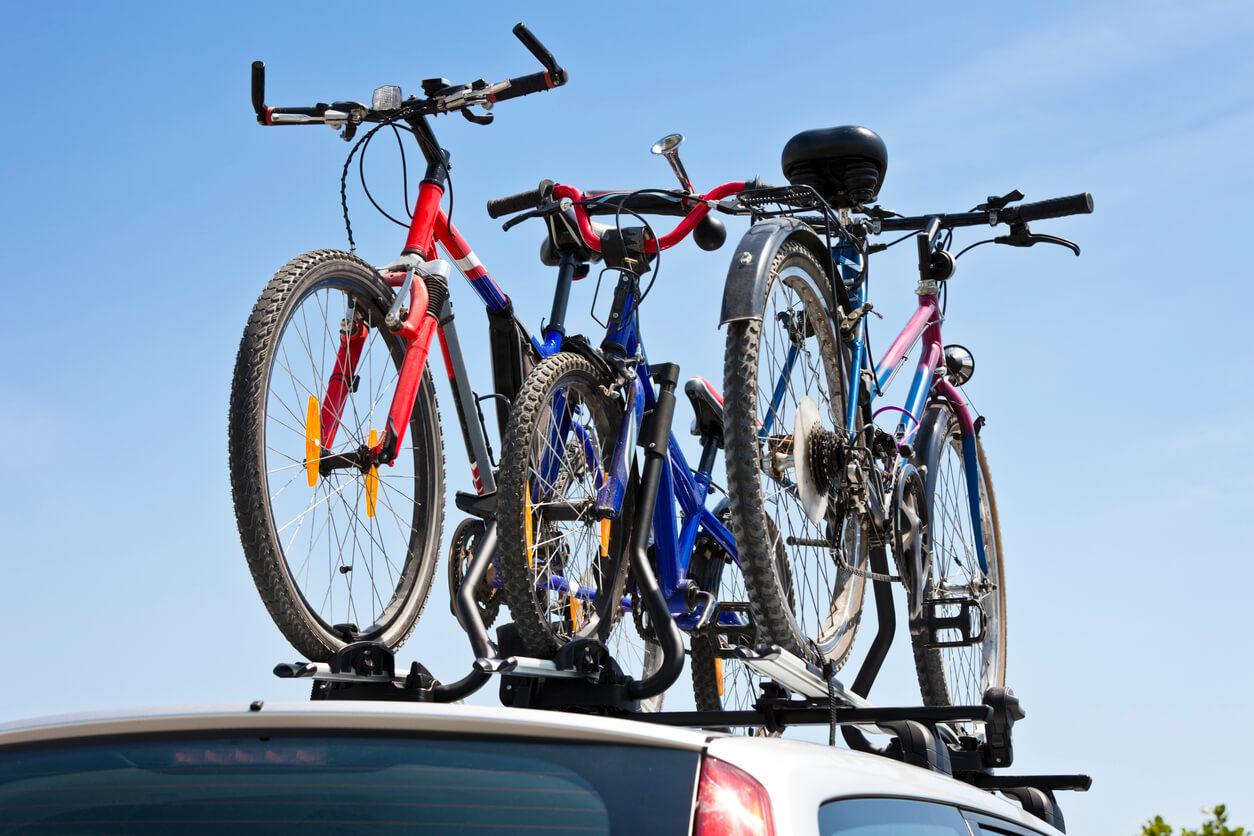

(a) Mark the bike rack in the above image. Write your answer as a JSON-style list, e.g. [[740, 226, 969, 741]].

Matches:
[[268, 354, 1089, 831]]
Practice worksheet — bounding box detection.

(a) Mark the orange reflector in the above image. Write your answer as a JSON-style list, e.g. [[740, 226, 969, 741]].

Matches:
[[715, 656, 725, 698], [599, 518, 611, 558], [524, 480, 534, 568], [569, 592, 582, 630], [365, 429, 379, 518], [304, 396, 320, 488]]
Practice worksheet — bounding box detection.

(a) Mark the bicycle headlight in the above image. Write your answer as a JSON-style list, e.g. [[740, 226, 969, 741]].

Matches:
[[372, 84, 402, 112]]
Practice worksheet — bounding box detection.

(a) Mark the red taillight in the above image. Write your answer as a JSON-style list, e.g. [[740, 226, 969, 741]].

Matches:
[[693, 755, 775, 836]]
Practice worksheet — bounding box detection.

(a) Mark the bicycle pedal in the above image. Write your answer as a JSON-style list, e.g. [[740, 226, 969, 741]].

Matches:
[[921, 597, 986, 648]]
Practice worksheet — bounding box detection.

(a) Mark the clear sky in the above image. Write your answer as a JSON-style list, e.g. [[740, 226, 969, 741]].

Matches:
[[1, 2, 1251, 833]]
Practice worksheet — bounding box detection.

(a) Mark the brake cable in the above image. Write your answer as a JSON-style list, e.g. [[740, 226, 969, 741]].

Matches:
[[338, 107, 456, 254]]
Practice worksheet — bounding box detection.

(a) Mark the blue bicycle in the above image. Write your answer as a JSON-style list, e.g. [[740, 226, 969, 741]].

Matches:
[[490, 140, 768, 713]]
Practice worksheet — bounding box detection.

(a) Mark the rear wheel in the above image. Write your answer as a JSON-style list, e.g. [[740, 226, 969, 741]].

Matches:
[[497, 352, 662, 706], [228, 250, 444, 661], [722, 241, 867, 669], [909, 402, 1007, 714]]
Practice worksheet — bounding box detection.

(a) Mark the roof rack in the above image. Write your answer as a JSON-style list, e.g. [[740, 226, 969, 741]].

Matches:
[[271, 359, 1090, 831]]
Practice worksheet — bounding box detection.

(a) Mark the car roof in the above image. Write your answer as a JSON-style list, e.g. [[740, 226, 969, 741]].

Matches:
[[0, 701, 711, 752], [0, 701, 1060, 835]]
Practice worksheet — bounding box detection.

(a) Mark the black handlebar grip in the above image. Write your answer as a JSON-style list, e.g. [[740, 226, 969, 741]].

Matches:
[[513, 22, 559, 75], [1011, 192, 1094, 223], [493, 71, 554, 103], [251, 61, 266, 120], [486, 182, 548, 219]]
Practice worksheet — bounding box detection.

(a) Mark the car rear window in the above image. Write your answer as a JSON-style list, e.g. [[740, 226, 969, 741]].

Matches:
[[0, 733, 700, 835], [819, 797, 973, 834]]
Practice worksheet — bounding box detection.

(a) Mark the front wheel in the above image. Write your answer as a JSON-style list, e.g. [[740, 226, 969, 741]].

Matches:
[[228, 250, 445, 661], [496, 352, 662, 706], [909, 402, 1007, 710]]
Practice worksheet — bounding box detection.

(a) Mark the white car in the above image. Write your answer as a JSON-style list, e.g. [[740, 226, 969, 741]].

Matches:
[[0, 701, 1065, 834]]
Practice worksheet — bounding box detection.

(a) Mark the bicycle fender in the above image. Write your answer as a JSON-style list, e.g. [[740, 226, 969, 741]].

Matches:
[[719, 217, 832, 326]]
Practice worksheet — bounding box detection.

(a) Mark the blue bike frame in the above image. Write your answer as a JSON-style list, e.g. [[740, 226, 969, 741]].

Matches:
[[754, 239, 989, 575], [535, 268, 743, 630]]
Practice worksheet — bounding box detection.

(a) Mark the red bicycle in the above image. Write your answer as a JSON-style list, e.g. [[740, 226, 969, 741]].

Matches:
[[228, 25, 568, 661]]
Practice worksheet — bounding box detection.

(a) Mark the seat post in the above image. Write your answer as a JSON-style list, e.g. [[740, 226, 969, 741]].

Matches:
[[696, 435, 718, 477]]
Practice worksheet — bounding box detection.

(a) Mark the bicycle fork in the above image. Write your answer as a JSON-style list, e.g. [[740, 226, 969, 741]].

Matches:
[[316, 257, 448, 467]]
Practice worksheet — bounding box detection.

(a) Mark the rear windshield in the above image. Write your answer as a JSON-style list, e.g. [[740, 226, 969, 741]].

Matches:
[[0, 732, 699, 835]]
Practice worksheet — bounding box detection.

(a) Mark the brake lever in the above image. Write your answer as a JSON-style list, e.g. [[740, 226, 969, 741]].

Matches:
[[501, 202, 559, 232], [994, 224, 1081, 256], [461, 107, 494, 126]]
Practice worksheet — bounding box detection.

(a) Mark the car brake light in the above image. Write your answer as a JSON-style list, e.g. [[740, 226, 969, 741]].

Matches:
[[693, 755, 775, 836]]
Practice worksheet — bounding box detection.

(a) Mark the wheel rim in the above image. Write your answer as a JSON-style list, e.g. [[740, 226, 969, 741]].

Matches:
[[753, 265, 866, 660], [930, 430, 1004, 709], [261, 278, 424, 639]]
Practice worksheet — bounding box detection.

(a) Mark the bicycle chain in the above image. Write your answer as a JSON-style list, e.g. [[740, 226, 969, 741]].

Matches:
[[834, 549, 900, 584]]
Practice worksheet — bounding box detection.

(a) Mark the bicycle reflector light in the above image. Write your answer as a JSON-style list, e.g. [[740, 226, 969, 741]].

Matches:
[[372, 84, 402, 111], [943, 344, 975, 386], [694, 756, 775, 836]]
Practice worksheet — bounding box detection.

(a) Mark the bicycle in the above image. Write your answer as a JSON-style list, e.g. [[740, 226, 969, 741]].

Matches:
[[718, 125, 1093, 714], [486, 139, 776, 715], [228, 24, 574, 662]]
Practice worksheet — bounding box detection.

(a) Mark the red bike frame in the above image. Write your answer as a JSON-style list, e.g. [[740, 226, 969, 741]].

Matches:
[[320, 141, 750, 507]]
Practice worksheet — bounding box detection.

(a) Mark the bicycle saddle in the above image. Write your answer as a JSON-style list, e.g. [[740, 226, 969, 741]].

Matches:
[[781, 125, 888, 208], [684, 376, 725, 442]]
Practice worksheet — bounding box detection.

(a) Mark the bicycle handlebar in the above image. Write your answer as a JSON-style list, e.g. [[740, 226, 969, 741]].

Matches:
[[251, 22, 566, 127], [487, 182, 747, 252], [877, 192, 1094, 232], [557, 182, 747, 253], [486, 186, 698, 220]]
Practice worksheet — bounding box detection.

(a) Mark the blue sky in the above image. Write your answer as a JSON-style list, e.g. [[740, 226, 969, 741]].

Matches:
[[1, 1, 1251, 832]]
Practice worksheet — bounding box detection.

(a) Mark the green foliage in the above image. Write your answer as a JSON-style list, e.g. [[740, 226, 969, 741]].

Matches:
[[1141, 805, 1247, 836]]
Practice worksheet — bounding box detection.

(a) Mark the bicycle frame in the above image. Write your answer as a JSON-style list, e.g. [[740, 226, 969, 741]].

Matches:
[[318, 116, 571, 499], [530, 183, 751, 631], [834, 243, 990, 575]]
